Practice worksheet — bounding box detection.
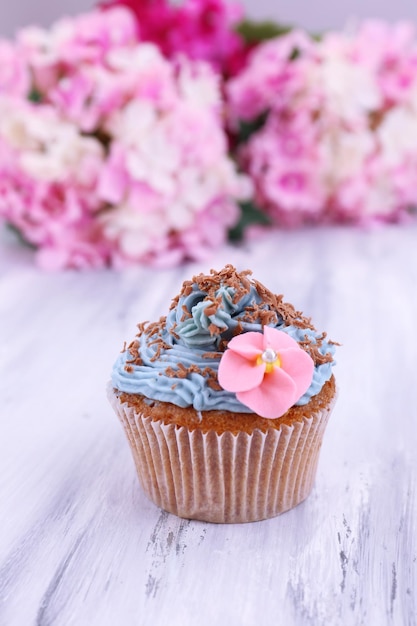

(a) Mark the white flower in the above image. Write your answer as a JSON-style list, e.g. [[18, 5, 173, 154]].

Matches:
[[377, 107, 417, 166], [363, 173, 395, 217], [125, 130, 180, 195], [108, 43, 165, 73], [320, 127, 375, 183], [317, 52, 381, 120], [106, 100, 158, 141], [17, 19, 74, 66], [175, 166, 211, 212], [102, 202, 166, 257], [177, 61, 221, 109], [0, 99, 103, 182]]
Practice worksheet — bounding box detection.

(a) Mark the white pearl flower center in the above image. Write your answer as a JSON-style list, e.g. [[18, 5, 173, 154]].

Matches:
[[261, 348, 278, 363]]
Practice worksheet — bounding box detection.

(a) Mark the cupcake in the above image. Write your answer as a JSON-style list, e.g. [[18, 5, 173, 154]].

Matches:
[[108, 265, 337, 523]]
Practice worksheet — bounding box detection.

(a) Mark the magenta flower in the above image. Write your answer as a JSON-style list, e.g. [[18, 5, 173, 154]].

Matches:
[[101, 0, 248, 76], [218, 326, 314, 418]]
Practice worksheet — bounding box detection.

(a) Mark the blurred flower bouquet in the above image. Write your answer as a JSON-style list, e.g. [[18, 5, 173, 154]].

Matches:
[[1, 0, 417, 269], [0, 5, 248, 268], [227, 21, 417, 226]]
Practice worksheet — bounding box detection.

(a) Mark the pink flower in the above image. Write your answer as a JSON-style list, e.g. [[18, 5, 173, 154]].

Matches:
[[0, 40, 30, 97], [227, 30, 314, 121], [101, 0, 248, 76], [36, 227, 108, 270], [218, 326, 314, 418], [0, 7, 247, 270], [18, 8, 136, 68], [227, 20, 417, 226], [350, 20, 417, 104]]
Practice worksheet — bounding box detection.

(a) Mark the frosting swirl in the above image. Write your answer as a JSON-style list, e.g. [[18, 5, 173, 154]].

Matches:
[[112, 265, 336, 412]]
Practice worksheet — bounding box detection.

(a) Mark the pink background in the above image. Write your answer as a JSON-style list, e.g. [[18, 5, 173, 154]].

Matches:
[[0, 0, 417, 35]]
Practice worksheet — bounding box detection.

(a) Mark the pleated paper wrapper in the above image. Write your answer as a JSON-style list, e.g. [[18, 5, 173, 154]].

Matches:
[[109, 387, 336, 523]]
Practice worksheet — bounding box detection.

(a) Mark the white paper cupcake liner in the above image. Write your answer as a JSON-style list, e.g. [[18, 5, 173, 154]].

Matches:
[[108, 386, 336, 523]]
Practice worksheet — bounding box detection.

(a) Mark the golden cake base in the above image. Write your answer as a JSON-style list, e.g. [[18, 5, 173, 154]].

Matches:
[[108, 377, 336, 523]]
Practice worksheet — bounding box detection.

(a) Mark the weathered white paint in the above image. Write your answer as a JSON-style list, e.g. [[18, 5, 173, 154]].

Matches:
[[0, 224, 416, 626]]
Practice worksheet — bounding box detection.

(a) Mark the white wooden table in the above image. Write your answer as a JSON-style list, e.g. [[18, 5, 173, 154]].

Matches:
[[1, 223, 416, 626]]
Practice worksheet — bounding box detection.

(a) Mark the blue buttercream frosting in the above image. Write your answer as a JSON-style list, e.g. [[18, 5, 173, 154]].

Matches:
[[111, 266, 336, 413]]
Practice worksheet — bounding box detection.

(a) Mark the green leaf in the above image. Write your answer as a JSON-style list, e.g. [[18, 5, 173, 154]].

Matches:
[[28, 88, 43, 103], [289, 46, 301, 61], [237, 111, 268, 145], [236, 19, 293, 44], [6, 224, 37, 250], [229, 201, 271, 242]]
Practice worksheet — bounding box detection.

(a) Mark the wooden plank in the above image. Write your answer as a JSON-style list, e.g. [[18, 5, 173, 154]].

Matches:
[[0, 225, 416, 626]]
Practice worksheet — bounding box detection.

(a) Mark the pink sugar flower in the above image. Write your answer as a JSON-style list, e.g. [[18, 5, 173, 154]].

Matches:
[[218, 326, 314, 418]]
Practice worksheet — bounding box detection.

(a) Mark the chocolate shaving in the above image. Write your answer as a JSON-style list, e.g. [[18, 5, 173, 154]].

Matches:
[[203, 351, 223, 359], [219, 338, 229, 351], [136, 321, 149, 336], [233, 321, 244, 336], [202, 366, 223, 391], [121, 265, 335, 385], [144, 316, 166, 338], [148, 337, 171, 350], [126, 339, 142, 366], [203, 295, 222, 317], [181, 304, 191, 322], [208, 322, 222, 336], [149, 344, 163, 362], [298, 332, 334, 365], [241, 303, 278, 326], [163, 362, 222, 391], [168, 323, 180, 340], [206, 378, 223, 391], [182, 280, 193, 296], [178, 265, 253, 306], [169, 294, 180, 311], [177, 363, 188, 378]]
